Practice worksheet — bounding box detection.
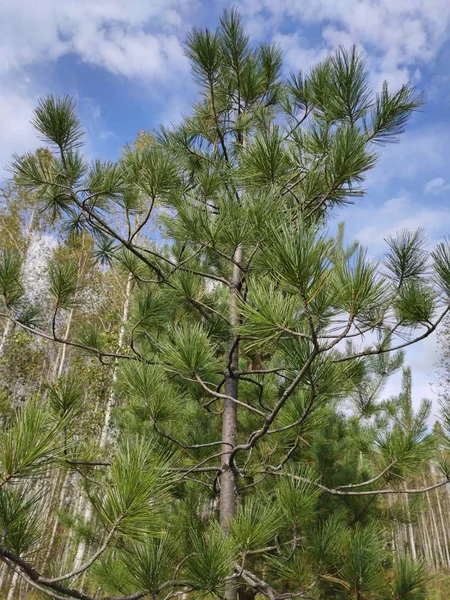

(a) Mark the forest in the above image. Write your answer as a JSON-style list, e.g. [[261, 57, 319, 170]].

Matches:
[[2, 8, 450, 600]]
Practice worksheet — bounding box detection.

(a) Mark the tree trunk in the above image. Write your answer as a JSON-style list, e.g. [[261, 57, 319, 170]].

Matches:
[[6, 572, 18, 600], [220, 247, 242, 600], [0, 319, 12, 356], [430, 462, 450, 567], [403, 490, 417, 561], [220, 247, 242, 531], [423, 474, 445, 567]]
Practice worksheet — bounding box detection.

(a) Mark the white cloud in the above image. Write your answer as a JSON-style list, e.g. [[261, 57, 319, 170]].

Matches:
[[0, 90, 39, 176], [239, 0, 450, 85], [0, 0, 196, 82], [350, 191, 450, 251], [0, 0, 200, 166], [424, 177, 450, 196], [272, 32, 329, 73], [364, 124, 450, 190]]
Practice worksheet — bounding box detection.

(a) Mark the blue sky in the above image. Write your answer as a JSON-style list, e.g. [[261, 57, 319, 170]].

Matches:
[[1, 0, 450, 411]]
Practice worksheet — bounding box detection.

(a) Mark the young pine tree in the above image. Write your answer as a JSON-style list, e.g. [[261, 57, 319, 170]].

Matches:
[[1, 9, 450, 600]]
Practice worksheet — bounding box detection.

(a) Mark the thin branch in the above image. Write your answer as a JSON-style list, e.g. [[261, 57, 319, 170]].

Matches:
[[229, 350, 319, 466], [152, 420, 229, 451], [40, 517, 122, 584], [195, 376, 266, 418], [334, 306, 450, 363], [0, 545, 93, 600], [264, 469, 450, 496], [129, 197, 156, 243], [334, 461, 396, 490], [0, 314, 145, 364]]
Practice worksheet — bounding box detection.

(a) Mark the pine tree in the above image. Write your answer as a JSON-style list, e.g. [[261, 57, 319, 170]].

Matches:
[[1, 9, 450, 600]]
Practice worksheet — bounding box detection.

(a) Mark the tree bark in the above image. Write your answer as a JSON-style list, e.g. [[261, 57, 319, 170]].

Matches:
[[220, 247, 242, 531], [430, 462, 450, 567], [220, 247, 242, 600], [403, 490, 417, 561]]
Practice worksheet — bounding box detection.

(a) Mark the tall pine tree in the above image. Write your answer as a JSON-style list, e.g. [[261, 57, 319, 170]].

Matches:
[[1, 9, 449, 600]]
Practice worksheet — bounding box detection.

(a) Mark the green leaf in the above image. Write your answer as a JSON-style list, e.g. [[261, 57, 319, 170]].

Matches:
[[77, 321, 106, 353], [122, 148, 178, 199], [390, 555, 430, 600], [91, 552, 135, 596], [240, 126, 291, 189], [0, 486, 43, 555], [92, 439, 176, 539], [162, 323, 220, 377], [327, 125, 378, 189], [262, 220, 333, 295], [332, 247, 388, 316], [0, 401, 65, 483], [118, 363, 180, 423], [115, 248, 153, 284], [0, 249, 23, 308], [238, 279, 303, 349], [307, 517, 350, 573], [376, 370, 433, 479], [370, 82, 424, 145], [328, 46, 372, 124], [93, 235, 118, 266], [133, 287, 171, 333], [32, 95, 84, 150], [230, 497, 281, 553], [393, 280, 436, 324], [46, 374, 84, 419], [340, 524, 385, 597], [385, 229, 429, 285], [85, 160, 125, 203], [432, 239, 450, 298], [183, 524, 237, 594], [127, 535, 177, 594], [185, 27, 223, 87], [48, 255, 79, 308], [277, 466, 320, 528]]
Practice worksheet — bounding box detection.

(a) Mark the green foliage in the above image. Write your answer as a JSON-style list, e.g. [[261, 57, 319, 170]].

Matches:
[[370, 83, 424, 144], [48, 254, 79, 308], [307, 517, 350, 575], [394, 280, 436, 324], [230, 497, 281, 553], [0, 401, 65, 483], [0, 486, 42, 555], [390, 555, 430, 600], [332, 247, 387, 316], [92, 439, 176, 539], [122, 147, 178, 199], [0, 249, 23, 308], [127, 535, 177, 594], [162, 323, 220, 377], [377, 369, 433, 479], [385, 229, 429, 285], [262, 220, 332, 294], [340, 524, 385, 598], [277, 467, 320, 529], [183, 524, 238, 594], [46, 374, 84, 419], [32, 94, 84, 150], [432, 240, 450, 298], [118, 362, 180, 422]]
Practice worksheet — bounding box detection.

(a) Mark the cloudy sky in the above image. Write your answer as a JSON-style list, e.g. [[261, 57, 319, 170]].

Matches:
[[1, 0, 450, 411]]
